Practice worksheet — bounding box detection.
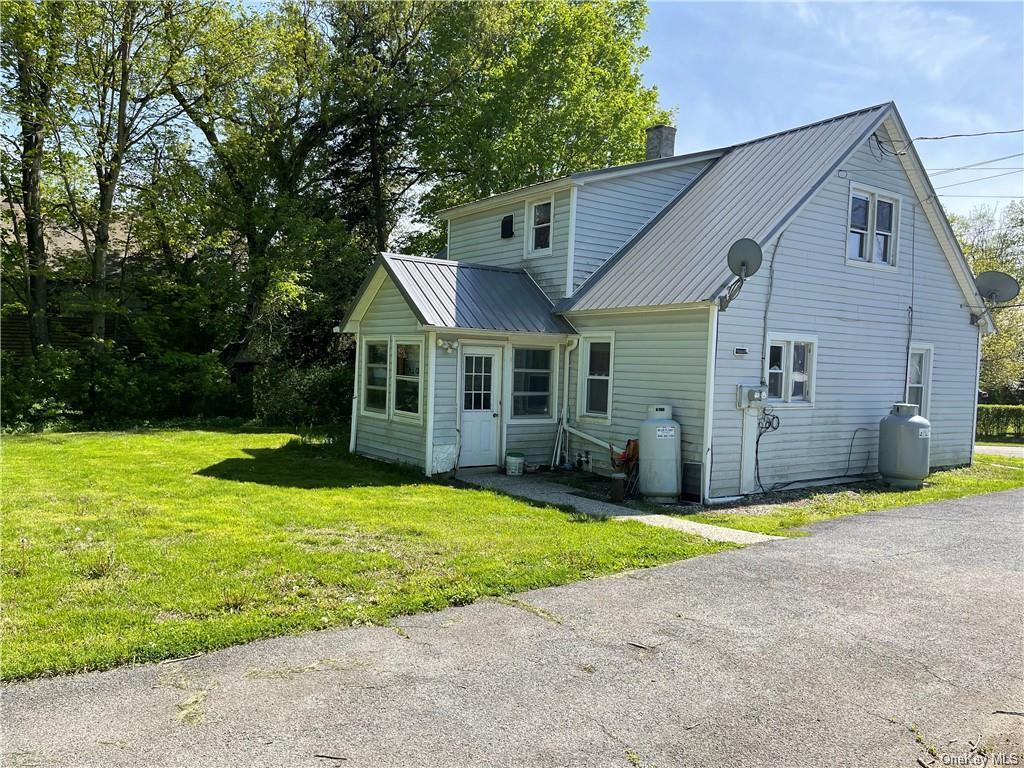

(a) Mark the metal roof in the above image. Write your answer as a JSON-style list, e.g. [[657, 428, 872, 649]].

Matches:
[[562, 103, 893, 312], [379, 253, 575, 334]]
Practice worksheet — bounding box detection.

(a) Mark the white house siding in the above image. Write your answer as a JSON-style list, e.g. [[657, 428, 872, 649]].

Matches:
[[428, 334, 566, 472], [572, 161, 710, 292], [708, 131, 981, 497], [447, 191, 571, 302], [354, 277, 427, 468], [564, 309, 711, 488]]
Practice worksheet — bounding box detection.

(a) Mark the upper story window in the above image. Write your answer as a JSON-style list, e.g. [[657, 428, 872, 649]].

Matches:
[[847, 186, 899, 267], [529, 200, 552, 253], [512, 347, 552, 417], [765, 335, 816, 405]]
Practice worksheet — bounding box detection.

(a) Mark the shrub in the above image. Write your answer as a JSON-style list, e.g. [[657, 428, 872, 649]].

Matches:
[[976, 404, 1024, 438], [253, 362, 353, 428]]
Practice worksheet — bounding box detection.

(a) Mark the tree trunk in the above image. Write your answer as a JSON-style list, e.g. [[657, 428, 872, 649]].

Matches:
[[369, 116, 387, 253], [16, 50, 51, 349]]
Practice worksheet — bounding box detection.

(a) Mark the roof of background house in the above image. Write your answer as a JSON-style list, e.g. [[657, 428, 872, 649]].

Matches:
[[355, 253, 575, 334], [560, 102, 895, 312]]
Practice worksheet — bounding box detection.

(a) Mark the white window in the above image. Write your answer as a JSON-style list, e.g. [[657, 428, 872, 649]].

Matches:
[[363, 338, 389, 414], [765, 336, 817, 404], [512, 347, 552, 417], [906, 346, 932, 417], [581, 337, 613, 418], [847, 186, 899, 266], [393, 341, 422, 418], [529, 199, 552, 253]]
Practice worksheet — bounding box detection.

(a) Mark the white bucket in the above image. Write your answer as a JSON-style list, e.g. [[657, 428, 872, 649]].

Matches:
[[506, 453, 525, 476]]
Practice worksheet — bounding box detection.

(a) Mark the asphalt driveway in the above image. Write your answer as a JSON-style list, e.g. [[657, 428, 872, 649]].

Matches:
[[4, 490, 1023, 767]]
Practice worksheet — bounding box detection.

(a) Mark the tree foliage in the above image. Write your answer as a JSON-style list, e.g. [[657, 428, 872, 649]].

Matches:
[[952, 201, 1024, 400], [1, 0, 667, 429]]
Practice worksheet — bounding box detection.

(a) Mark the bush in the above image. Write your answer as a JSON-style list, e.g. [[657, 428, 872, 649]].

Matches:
[[253, 362, 353, 428], [1, 345, 237, 431], [976, 404, 1024, 438]]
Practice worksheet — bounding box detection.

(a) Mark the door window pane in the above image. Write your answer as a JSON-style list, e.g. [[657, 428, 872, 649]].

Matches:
[[463, 355, 492, 412]]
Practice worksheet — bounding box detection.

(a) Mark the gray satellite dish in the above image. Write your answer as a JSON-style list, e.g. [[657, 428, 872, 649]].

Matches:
[[975, 271, 1020, 304], [719, 238, 763, 311], [727, 238, 763, 278]]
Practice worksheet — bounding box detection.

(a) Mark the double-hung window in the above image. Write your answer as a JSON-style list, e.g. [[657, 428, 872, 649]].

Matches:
[[529, 200, 552, 253], [765, 336, 816, 404], [847, 186, 899, 266], [393, 341, 422, 418], [906, 346, 932, 417], [512, 347, 552, 417], [363, 339, 389, 414], [581, 337, 613, 418]]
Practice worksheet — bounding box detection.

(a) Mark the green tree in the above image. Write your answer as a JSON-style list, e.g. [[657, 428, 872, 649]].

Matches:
[[408, 0, 669, 253], [952, 202, 1024, 398], [1, 0, 69, 349]]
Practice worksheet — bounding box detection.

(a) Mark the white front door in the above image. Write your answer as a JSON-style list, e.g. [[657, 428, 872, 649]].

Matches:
[[460, 348, 500, 467]]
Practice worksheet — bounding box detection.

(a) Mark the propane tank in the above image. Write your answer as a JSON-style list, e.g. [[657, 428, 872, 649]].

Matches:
[[878, 403, 931, 489], [639, 405, 682, 502]]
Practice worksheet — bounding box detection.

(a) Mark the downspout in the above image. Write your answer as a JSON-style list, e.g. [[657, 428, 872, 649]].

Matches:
[[558, 338, 580, 465], [424, 330, 437, 476], [349, 322, 361, 453]]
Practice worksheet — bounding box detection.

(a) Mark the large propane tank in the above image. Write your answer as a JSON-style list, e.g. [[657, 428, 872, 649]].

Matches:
[[639, 405, 682, 502], [878, 402, 931, 489]]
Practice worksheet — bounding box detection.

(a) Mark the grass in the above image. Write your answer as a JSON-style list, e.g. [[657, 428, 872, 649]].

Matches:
[[686, 454, 1023, 537], [0, 430, 730, 681]]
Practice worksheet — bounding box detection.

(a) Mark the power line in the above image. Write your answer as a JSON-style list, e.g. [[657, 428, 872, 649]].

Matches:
[[930, 152, 1024, 176], [938, 194, 1024, 199], [913, 129, 1024, 141], [934, 169, 1024, 190]]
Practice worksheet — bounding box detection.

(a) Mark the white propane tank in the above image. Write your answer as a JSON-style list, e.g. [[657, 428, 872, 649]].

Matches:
[[878, 403, 931, 489], [638, 405, 682, 502]]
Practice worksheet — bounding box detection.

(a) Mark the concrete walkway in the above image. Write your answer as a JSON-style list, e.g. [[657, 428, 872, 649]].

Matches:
[[5, 490, 1022, 767], [457, 468, 779, 545], [975, 443, 1024, 458]]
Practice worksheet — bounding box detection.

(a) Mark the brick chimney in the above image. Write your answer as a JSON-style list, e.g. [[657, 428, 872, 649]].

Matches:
[[645, 124, 676, 160]]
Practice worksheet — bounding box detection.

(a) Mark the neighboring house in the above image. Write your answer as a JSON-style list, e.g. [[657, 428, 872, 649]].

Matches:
[[342, 102, 992, 502]]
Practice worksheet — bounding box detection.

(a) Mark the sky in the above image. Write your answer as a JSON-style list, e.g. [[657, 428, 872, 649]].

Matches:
[[640, 1, 1024, 217]]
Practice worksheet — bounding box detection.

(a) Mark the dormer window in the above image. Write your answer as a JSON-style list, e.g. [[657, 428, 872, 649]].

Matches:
[[847, 185, 899, 267], [529, 199, 552, 253]]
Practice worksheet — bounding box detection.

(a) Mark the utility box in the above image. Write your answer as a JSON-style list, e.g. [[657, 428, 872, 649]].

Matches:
[[639, 405, 682, 502], [736, 384, 769, 409]]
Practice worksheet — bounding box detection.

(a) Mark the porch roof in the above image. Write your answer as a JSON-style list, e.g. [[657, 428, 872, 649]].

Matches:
[[376, 253, 575, 335]]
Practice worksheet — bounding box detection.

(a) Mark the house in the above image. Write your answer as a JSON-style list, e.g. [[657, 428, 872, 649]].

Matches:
[[342, 102, 992, 502]]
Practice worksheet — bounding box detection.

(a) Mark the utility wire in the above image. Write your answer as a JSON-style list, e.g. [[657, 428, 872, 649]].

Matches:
[[930, 151, 1024, 175], [934, 169, 1024, 190], [939, 194, 1024, 199], [875, 131, 1024, 158]]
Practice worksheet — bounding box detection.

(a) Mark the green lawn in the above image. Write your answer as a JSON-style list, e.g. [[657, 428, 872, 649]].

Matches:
[[687, 454, 1024, 537], [1, 430, 729, 681]]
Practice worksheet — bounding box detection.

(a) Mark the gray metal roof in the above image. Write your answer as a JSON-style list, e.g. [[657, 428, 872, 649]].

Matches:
[[563, 103, 892, 312], [380, 253, 575, 334]]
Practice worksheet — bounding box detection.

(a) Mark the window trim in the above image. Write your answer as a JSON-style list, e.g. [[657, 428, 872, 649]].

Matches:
[[905, 344, 933, 419], [360, 335, 391, 420], [391, 336, 424, 423], [525, 195, 554, 257], [506, 343, 559, 424], [763, 333, 818, 407], [578, 334, 614, 423], [845, 182, 900, 270]]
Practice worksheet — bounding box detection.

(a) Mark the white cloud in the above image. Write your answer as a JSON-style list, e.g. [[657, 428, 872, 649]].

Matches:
[[789, 2, 999, 83]]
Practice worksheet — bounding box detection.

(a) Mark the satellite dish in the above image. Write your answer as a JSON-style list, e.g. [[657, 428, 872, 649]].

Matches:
[[975, 271, 1020, 304], [727, 238, 763, 278]]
